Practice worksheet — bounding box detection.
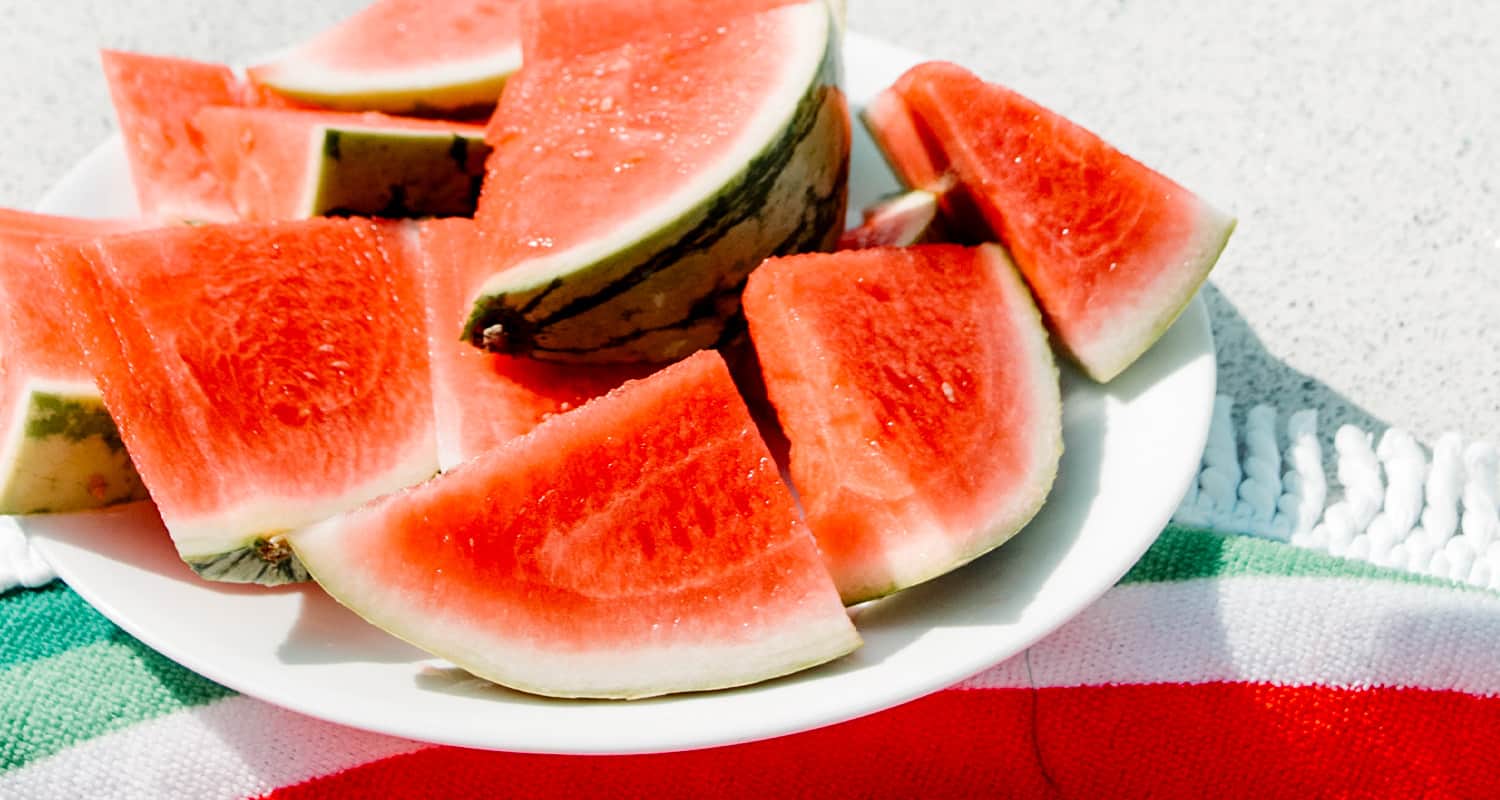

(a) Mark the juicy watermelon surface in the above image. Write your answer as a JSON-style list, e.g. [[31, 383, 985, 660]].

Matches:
[[875, 62, 1234, 382], [291, 350, 860, 699], [420, 219, 646, 469], [744, 244, 1062, 604], [43, 219, 437, 580]]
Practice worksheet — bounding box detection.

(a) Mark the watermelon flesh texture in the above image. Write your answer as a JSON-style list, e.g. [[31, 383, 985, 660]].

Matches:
[[42, 219, 438, 585], [0, 210, 147, 514], [837, 189, 945, 250], [866, 62, 1235, 383], [195, 107, 491, 221], [466, 0, 849, 363], [290, 350, 860, 699], [419, 219, 647, 470], [744, 244, 1062, 604], [250, 0, 524, 114]]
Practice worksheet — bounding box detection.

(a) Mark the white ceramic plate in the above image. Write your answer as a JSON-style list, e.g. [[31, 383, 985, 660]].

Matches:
[[22, 33, 1216, 755]]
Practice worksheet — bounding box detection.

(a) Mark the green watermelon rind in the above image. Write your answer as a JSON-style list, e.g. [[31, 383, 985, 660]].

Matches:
[[0, 382, 148, 515], [851, 246, 1062, 605], [462, 1, 849, 364], [291, 518, 862, 699], [309, 127, 493, 219]]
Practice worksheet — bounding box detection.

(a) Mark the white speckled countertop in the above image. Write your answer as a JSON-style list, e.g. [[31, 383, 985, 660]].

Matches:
[[1, 0, 1496, 445]]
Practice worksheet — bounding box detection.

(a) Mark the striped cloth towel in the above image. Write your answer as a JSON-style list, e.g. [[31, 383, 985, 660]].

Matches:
[[4, 404, 1500, 798]]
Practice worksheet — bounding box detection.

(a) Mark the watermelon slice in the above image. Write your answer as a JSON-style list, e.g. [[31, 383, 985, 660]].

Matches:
[[100, 50, 243, 222], [0, 210, 147, 515], [837, 189, 945, 250], [42, 219, 437, 585], [863, 62, 1235, 383], [195, 107, 491, 221], [743, 244, 1062, 604], [290, 350, 860, 699], [249, 0, 524, 114], [419, 219, 646, 469], [464, 0, 849, 363]]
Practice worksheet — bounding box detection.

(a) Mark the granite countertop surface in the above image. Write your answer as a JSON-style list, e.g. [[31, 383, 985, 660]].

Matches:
[[0, 0, 1496, 447]]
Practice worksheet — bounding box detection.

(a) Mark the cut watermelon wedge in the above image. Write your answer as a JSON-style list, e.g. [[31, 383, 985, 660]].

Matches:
[[464, 0, 848, 363], [864, 62, 1235, 383], [196, 107, 491, 221], [100, 50, 243, 222], [249, 0, 523, 114], [744, 244, 1062, 604], [419, 219, 647, 469], [837, 189, 945, 250], [42, 219, 437, 585], [290, 350, 860, 699], [0, 210, 147, 515]]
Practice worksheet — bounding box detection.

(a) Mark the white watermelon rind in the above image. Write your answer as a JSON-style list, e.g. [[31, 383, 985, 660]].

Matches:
[[462, 0, 849, 364], [250, 47, 522, 114], [0, 378, 147, 515], [832, 245, 1064, 605]]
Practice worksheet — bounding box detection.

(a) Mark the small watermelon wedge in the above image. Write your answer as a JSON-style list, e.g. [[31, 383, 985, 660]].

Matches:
[[196, 107, 491, 221], [464, 0, 849, 363], [42, 219, 437, 585], [250, 0, 523, 114], [0, 210, 147, 515], [863, 62, 1235, 382], [744, 244, 1062, 604], [290, 350, 860, 699], [100, 50, 243, 222], [837, 189, 945, 250], [419, 219, 647, 470]]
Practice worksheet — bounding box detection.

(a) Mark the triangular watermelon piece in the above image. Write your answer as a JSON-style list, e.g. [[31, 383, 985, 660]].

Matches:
[[41, 219, 437, 585], [744, 244, 1062, 604], [863, 62, 1235, 382], [290, 350, 860, 699], [196, 107, 491, 221], [418, 219, 647, 469], [100, 50, 306, 223], [0, 210, 147, 514]]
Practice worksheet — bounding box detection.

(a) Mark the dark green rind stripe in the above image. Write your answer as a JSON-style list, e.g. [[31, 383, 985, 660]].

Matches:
[[465, 7, 848, 364], [0, 637, 233, 773], [1123, 525, 1480, 591], [315, 130, 493, 220], [186, 538, 310, 586], [0, 583, 118, 669]]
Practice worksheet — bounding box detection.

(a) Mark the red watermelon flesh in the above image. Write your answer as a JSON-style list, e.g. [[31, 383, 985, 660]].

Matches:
[[837, 189, 945, 250], [744, 244, 1062, 604], [100, 50, 304, 223], [520, 0, 806, 60], [870, 62, 1235, 383], [43, 219, 437, 583], [289, 350, 860, 699], [195, 107, 490, 221], [419, 219, 647, 469]]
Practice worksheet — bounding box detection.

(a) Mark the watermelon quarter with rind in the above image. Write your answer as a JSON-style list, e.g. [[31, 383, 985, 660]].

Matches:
[[290, 350, 860, 699], [42, 219, 438, 585], [745, 244, 1062, 604], [864, 62, 1235, 383], [464, 0, 849, 363]]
